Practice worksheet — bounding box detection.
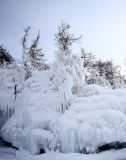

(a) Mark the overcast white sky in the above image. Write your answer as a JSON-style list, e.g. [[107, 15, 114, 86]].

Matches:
[[0, 0, 126, 68]]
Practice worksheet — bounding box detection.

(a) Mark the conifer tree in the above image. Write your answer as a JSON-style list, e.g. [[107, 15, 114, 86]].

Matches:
[[0, 45, 14, 66], [55, 21, 82, 54], [28, 32, 49, 71], [21, 27, 49, 78], [21, 26, 31, 79], [81, 48, 95, 70]]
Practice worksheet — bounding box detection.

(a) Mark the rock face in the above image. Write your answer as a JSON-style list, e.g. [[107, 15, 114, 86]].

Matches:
[[96, 141, 126, 153]]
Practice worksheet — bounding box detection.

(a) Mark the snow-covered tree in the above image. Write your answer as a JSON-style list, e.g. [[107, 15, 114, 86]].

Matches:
[[0, 45, 14, 66], [28, 32, 49, 71], [92, 60, 125, 88], [85, 58, 126, 88], [54, 22, 86, 99], [81, 48, 95, 71], [21, 27, 49, 79], [0, 46, 25, 129], [21, 26, 31, 79], [55, 21, 82, 55]]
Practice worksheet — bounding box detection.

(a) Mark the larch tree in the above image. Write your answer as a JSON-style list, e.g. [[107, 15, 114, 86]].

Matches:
[[0, 45, 14, 66], [54, 21, 82, 55], [81, 48, 95, 71], [53, 21, 86, 105], [21, 26, 31, 79], [28, 32, 49, 71], [21, 27, 49, 79]]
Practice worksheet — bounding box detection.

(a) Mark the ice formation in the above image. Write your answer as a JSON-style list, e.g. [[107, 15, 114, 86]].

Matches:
[[1, 53, 126, 154], [0, 63, 25, 130]]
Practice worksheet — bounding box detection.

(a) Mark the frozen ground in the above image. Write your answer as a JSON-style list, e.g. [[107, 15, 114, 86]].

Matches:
[[0, 138, 126, 160], [0, 147, 16, 160], [1, 146, 126, 160]]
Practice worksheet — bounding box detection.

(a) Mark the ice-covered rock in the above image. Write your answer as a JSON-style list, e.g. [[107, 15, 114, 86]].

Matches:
[[1, 53, 126, 154], [0, 63, 25, 129], [2, 81, 126, 154]]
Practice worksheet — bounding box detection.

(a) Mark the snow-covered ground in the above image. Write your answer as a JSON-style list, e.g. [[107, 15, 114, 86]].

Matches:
[[1, 146, 126, 160], [0, 147, 16, 160]]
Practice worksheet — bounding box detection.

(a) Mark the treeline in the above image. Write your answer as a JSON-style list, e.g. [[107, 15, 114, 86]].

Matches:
[[81, 49, 126, 88], [0, 22, 126, 89]]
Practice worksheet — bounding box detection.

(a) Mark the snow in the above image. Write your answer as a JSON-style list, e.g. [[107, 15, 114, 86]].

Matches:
[[2, 72, 126, 154], [15, 149, 126, 160], [0, 63, 25, 130], [1, 52, 126, 155], [0, 147, 16, 160], [1, 147, 126, 160]]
